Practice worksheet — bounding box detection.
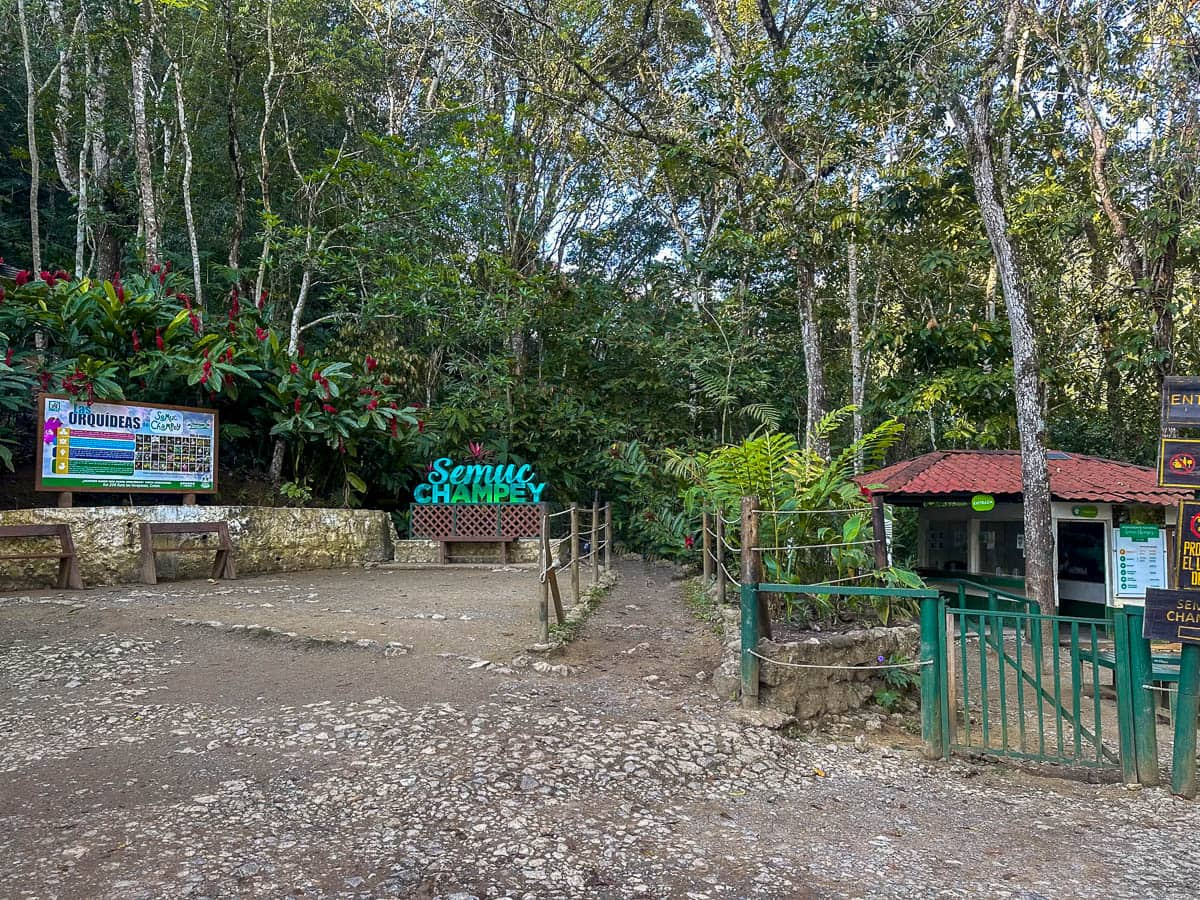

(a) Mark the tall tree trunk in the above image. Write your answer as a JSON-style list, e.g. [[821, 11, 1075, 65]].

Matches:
[[223, 0, 248, 280], [798, 259, 828, 457], [130, 5, 159, 268], [89, 42, 119, 280], [847, 178, 864, 472], [18, 0, 42, 272], [952, 102, 1055, 617], [254, 0, 278, 306], [170, 53, 203, 305]]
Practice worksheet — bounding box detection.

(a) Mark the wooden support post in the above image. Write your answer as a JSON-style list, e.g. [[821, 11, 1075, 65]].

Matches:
[[1171, 644, 1200, 799], [715, 513, 726, 605], [871, 494, 888, 570], [536, 509, 549, 643], [919, 595, 944, 759], [604, 502, 612, 571], [543, 527, 565, 625], [57, 491, 72, 508], [570, 503, 581, 604], [702, 510, 713, 583], [182, 493, 197, 506], [591, 498, 600, 585], [740, 496, 769, 640]]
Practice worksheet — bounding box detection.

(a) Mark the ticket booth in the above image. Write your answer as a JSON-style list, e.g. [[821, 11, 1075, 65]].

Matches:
[[859, 450, 1188, 616]]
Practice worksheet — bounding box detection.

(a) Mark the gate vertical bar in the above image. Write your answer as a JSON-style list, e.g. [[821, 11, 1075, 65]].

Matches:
[[570, 504, 580, 604], [1171, 644, 1200, 799], [920, 594, 944, 759], [1125, 606, 1160, 786], [1111, 608, 1139, 783], [739, 497, 762, 709], [938, 603, 952, 758], [591, 498, 600, 585]]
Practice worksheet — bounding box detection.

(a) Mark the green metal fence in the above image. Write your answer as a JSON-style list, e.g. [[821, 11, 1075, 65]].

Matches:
[[939, 605, 1120, 768]]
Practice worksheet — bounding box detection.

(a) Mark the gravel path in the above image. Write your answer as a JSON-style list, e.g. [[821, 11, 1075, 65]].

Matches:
[[1, 561, 1199, 899]]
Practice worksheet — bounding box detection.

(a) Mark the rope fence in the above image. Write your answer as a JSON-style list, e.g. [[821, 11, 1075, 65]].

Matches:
[[535, 501, 614, 643]]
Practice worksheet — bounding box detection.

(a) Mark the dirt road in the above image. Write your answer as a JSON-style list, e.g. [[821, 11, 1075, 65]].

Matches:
[[1, 562, 1197, 899]]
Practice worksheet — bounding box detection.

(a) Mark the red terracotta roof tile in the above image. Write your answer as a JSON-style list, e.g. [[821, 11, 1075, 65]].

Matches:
[[858, 450, 1191, 506]]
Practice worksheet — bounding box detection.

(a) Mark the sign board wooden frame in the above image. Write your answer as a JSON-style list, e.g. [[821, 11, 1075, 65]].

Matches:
[[1162, 376, 1200, 428], [35, 394, 219, 494], [1157, 438, 1200, 489], [1176, 500, 1200, 592], [1144, 588, 1200, 645]]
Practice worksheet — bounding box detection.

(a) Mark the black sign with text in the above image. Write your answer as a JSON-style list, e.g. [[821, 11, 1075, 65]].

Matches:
[[1162, 376, 1200, 428], [1158, 439, 1200, 489], [1177, 501, 1200, 592], [1144, 588, 1200, 645]]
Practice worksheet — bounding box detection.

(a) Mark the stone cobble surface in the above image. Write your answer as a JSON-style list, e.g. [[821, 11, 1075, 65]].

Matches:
[[1, 562, 1198, 899]]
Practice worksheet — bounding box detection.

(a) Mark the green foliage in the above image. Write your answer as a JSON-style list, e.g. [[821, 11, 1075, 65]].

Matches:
[[0, 270, 419, 498]]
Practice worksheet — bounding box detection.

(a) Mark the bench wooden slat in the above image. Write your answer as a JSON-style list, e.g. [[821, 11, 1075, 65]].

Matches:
[[140, 522, 235, 584], [0, 523, 83, 588]]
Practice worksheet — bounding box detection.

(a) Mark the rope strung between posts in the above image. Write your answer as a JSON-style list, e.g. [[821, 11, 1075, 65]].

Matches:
[[753, 508, 859, 517], [544, 507, 573, 520], [753, 539, 877, 552], [718, 559, 739, 586], [746, 649, 933, 671]]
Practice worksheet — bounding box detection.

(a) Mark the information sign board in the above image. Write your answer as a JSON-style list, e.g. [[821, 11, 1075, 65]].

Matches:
[[1144, 588, 1200, 645], [1177, 501, 1200, 592], [1112, 524, 1166, 602], [35, 395, 218, 493], [1161, 376, 1200, 428], [1157, 438, 1200, 489]]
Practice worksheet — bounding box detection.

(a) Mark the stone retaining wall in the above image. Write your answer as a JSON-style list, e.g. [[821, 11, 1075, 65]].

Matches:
[[711, 586, 920, 721], [0, 506, 397, 589], [393, 538, 555, 565]]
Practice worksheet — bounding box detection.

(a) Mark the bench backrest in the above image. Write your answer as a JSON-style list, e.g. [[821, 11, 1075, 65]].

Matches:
[[0, 524, 66, 539]]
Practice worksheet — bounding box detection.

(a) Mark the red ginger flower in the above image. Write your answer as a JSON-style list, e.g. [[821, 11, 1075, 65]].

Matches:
[[14, 271, 29, 286], [150, 263, 160, 274], [289, 363, 299, 375], [294, 397, 302, 414], [132, 330, 140, 352], [684, 535, 695, 549], [365, 355, 378, 372], [0, 286, 6, 303], [116, 282, 126, 303], [255, 327, 267, 341], [4, 347, 13, 366], [417, 420, 425, 433], [54, 269, 69, 281], [40, 270, 56, 287], [367, 399, 378, 411], [322, 404, 336, 414], [190, 313, 202, 335], [258, 290, 267, 310], [155, 329, 164, 351]]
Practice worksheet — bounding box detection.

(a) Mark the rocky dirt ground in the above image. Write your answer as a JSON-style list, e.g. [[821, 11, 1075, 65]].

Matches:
[[1, 561, 1199, 900]]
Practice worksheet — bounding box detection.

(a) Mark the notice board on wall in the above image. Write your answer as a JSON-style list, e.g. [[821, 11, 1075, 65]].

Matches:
[[36, 394, 218, 494], [1112, 524, 1167, 603]]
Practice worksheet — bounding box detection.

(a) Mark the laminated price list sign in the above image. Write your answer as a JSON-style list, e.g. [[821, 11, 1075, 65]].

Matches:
[[1112, 524, 1166, 602]]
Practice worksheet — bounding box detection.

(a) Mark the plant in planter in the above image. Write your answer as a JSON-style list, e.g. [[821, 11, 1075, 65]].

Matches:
[[668, 406, 924, 629]]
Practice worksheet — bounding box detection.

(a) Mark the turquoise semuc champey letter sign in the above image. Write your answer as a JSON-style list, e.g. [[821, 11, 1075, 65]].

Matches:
[[412, 458, 547, 504]]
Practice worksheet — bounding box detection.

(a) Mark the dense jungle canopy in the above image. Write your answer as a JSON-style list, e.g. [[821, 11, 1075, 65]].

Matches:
[[1, 0, 1197, 559]]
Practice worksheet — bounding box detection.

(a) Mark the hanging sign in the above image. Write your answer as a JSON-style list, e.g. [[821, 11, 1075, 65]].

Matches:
[[971, 494, 995, 512], [1177, 501, 1200, 592], [412, 457, 546, 504], [1071, 505, 1099, 518], [1158, 439, 1200, 489], [1161, 376, 1200, 428], [1143, 588, 1200, 645], [35, 395, 218, 494], [1113, 524, 1166, 602]]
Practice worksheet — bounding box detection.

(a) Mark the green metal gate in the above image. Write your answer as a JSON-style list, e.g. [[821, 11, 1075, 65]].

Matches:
[[939, 605, 1120, 769]]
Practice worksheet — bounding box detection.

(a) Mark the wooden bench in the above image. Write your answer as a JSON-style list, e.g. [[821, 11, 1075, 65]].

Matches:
[[140, 522, 236, 585], [0, 524, 83, 589]]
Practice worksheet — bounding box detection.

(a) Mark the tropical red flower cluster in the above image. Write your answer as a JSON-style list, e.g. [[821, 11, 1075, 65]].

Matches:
[[155, 328, 164, 351], [294, 397, 302, 414], [39, 270, 57, 287], [132, 329, 140, 353], [255, 327, 267, 341], [365, 355, 378, 372], [14, 271, 30, 286], [322, 404, 337, 414], [289, 362, 299, 375], [4, 347, 13, 366]]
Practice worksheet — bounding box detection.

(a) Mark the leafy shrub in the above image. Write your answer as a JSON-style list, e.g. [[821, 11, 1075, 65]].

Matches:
[[0, 268, 420, 502]]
